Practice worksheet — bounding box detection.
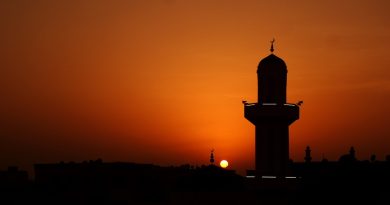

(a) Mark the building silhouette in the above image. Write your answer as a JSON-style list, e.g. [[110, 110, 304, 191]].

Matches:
[[244, 40, 300, 177], [1, 148, 390, 204], [304, 146, 312, 163]]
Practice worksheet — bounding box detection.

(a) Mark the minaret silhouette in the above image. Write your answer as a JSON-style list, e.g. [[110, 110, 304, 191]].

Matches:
[[305, 146, 312, 163], [244, 40, 300, 177], [210, 149, 215, 165]]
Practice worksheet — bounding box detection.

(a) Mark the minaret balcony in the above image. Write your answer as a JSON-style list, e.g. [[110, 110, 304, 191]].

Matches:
[[244, 103, 299, 125]]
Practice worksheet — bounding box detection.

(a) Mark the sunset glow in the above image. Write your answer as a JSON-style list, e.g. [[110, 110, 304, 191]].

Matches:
[[1, 0, 390, 175]]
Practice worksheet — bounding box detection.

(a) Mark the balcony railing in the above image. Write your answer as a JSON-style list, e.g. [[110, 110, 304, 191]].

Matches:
[[243, 102, 300, 125]]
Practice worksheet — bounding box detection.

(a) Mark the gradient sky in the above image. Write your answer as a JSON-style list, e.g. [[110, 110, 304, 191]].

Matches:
[[1, 0, 390, 175]]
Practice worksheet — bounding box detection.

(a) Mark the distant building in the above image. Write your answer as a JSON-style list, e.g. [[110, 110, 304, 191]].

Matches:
[[34, 160, 179, 189], [34, 160, 241, 191], [0, 166, 28, 187], [304, 146, 312, 163]]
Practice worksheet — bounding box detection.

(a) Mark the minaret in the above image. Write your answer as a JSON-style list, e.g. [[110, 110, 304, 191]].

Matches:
[[210, 149, 215, 165], [243, 40, 300, 177], [305, 146, 312, 163]]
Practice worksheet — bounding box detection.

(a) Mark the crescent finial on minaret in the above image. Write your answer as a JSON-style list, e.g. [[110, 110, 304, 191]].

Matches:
[[270, 38, 275, 53]]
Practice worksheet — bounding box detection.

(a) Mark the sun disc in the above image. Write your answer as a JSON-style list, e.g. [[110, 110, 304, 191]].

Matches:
[[220, 160, 229, 168]]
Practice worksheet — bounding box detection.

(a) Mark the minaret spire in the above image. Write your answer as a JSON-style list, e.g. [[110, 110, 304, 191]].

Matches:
[[270, 38, 275, 53]]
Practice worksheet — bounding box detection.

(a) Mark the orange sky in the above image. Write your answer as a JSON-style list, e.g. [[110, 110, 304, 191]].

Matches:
[[1, 0, 390, 175]]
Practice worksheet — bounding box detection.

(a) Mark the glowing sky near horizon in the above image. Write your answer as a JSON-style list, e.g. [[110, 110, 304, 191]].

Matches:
[[1, 0, 390, 175]]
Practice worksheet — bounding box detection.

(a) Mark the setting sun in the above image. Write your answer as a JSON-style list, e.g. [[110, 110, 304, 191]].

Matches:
[[220, 160, 229, 169]]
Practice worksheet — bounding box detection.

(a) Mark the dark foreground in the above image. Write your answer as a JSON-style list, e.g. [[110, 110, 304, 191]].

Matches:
[[1, 161, 390, 205]]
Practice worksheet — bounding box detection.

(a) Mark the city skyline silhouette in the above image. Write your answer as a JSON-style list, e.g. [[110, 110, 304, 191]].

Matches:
[[2, 145, 390, 204]]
